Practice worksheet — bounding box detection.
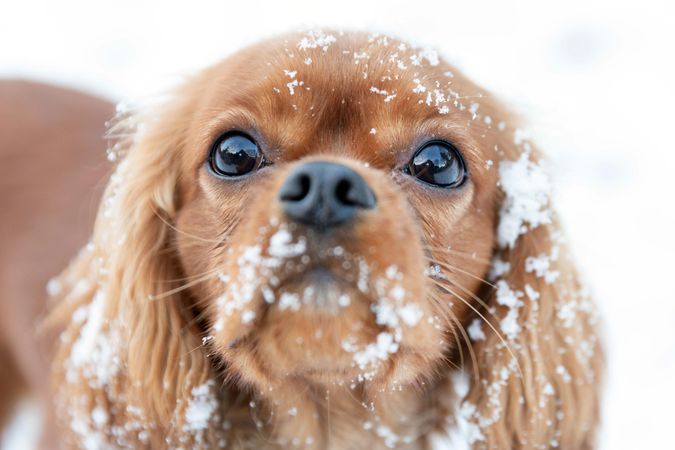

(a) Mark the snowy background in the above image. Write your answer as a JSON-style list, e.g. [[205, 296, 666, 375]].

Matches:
[[1, 0, 674, 448]]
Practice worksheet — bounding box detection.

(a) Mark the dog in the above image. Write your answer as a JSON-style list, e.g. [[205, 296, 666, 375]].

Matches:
[[0, 80, 112, 447], [5, 30, 604, 449]]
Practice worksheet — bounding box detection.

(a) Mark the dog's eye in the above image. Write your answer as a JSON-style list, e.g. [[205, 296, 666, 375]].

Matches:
[[209, 132, 263, 177], [407, 141, 467, 188]]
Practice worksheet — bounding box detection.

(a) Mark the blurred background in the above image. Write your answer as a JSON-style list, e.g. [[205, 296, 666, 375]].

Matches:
[[1, 0, 673, 448]]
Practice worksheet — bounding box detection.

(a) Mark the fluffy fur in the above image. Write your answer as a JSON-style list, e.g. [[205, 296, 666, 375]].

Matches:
[[49, 31, 603, 449]]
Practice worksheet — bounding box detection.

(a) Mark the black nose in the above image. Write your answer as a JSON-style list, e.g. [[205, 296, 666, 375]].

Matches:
[[278, 161, 376, 230]]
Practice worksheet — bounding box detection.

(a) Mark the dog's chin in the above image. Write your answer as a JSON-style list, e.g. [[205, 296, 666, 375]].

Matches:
[[256, 270, 379, 374], [219, 268, 425, 387]]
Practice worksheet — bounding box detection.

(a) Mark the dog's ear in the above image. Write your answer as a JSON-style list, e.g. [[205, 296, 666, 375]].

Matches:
[[461, 145, 604, 449], [50, 87, 222, 447]]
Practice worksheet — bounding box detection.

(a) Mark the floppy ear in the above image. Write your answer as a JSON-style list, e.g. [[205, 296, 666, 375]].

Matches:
[[49, 91, 224, 447], [461, 147, 604, 449]]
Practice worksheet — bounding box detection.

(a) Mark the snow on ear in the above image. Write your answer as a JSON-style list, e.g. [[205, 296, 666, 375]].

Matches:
[[458, 148, 604, 449]]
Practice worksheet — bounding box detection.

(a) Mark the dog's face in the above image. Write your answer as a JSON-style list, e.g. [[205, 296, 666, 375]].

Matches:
[[172, 32, 501, 389]]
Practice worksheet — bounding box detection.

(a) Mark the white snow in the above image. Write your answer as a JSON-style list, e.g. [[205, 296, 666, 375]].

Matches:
[[297, 30, 337, 52], [286, 79, 298, 95], [494, 281, 524, 341], [497, 151, 552, 249], [343, 267, 425, 374], [268, 228, 307, 259], [67, 290, 121, 388], [369, 86, 397, 103], [397, 303, 423, 326], [525, 253, 561, 284], [184, 381, 218, 432], [215, 226, 308, 321], [90, 407, 108, 428], [46, 277, 63, 296], [241, 309, 256, 324], [555, 365, 572, 384], [351, 331, 400, 369], [487, 257, 511, 281], [467, 318, 486, 341], [338, 294, 351, 307], [278, 292, 301, 311]]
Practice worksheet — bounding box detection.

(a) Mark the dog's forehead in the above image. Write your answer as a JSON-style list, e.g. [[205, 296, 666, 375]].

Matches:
[[197, 32, 479, 165]]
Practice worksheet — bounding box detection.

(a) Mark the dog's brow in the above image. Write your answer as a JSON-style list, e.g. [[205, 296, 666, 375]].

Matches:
[[198, 108, 262, 144]]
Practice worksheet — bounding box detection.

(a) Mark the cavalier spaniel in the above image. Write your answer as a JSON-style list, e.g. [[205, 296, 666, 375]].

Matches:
[[43, 31, 603, 449]]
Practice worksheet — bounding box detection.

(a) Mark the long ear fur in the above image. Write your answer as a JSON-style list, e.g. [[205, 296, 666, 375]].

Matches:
[[461, 142, 604, 449], [49, 88, 225, 448]]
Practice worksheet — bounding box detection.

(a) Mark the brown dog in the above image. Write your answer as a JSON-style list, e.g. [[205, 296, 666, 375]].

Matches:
[[0, 80, 112, 446], [3, 31, 603, 449]]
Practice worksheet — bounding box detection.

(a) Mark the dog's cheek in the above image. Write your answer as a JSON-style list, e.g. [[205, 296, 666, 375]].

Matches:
[[175, 193, 220, 258], [417, 189, 496, 311]]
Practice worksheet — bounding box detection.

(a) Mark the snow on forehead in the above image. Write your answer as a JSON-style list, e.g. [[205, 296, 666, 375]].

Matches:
[[272, 30, 445, 74], [254, 30, 459, 115]]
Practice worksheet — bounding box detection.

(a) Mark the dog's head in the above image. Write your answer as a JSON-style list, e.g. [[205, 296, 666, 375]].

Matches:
[[171, 32, 500, 388], [53, 31, 602, 449]]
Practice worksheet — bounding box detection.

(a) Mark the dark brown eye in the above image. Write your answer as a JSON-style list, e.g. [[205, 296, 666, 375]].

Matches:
[[209, 132, 263, 177], [407, 141, 467, 188]]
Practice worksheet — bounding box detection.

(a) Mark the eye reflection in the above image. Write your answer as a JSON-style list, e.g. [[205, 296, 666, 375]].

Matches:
[[407, 141, 466, 188], [209, 132, 263, 177]]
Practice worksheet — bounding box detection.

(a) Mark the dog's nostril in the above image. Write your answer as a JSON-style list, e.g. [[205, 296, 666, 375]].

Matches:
[[335, 179, 353, 206], [280, 173, 311, 202], [298, 175, 311, 200], [278, 161, 376, 230], [336, 177, 376, 209]]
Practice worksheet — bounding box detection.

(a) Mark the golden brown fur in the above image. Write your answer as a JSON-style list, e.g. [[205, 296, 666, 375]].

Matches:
[[46, 31, 603, 449]]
